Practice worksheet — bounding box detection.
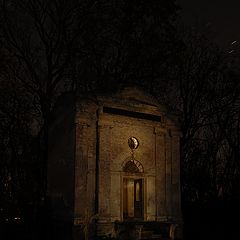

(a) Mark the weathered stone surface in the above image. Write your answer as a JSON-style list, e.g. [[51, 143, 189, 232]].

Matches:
[[155, 128, 167, 221], [47, 87, 182, 238]]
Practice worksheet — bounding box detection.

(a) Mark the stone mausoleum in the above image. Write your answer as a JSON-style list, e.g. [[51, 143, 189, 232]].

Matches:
[[47, 86, 182, 239]]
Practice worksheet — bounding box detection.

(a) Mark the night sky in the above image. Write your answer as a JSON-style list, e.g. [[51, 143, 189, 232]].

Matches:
[[178, 0, 240, 48]]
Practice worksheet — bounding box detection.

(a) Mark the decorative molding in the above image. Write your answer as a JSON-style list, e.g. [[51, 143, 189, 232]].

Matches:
[[154, 127, 167, 135]]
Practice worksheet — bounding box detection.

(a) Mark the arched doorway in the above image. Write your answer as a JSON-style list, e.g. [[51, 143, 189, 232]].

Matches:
[[122, 159, 144, 220]]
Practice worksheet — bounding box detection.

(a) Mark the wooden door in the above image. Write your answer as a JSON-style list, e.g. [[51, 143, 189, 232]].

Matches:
[[134, 179, 143, 219], [123, 178, 144, 220]]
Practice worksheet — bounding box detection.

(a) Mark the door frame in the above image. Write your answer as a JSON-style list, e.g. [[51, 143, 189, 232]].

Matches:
[[121, 174, 146, 221]]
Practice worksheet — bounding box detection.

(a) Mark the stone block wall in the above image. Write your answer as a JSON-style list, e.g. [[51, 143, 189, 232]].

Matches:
[[48, 87, 182, 238]]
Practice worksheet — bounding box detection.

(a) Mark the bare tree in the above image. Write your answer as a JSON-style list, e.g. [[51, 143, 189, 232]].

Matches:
[[0, 0, 88, 198], [159, 26, 240, 202], [0, 0, 181, 199]]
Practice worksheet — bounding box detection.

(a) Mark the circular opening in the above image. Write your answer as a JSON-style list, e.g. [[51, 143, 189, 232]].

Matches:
[[128, 137, 139, 149]]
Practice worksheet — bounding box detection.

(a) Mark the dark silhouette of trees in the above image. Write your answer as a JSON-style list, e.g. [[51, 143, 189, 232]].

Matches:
[[0, 0, 113, 202], [0, 57, 40, 222], [1, 3, 240, 237], [160, 26, 240, 202], [71, 0, 182, 93], [0, 0, 181, 225]]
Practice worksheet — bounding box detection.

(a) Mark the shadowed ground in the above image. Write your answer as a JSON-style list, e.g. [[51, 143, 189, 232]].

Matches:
[[1, 198, 239, 240]]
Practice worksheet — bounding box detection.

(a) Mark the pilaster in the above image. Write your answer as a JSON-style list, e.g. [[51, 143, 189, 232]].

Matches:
[[165, 130, 172, 219], [155, 127, 167, 221], [98, 123, 112, 221], [74, 122, 89, 221], [171, 130, 182, 221]]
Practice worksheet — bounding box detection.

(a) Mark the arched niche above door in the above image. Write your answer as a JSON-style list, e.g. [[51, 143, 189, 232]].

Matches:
[[122, 158, 144, 173]]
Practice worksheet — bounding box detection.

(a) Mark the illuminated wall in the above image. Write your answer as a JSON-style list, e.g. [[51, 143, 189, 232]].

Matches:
[[48, 87, 182, 236]]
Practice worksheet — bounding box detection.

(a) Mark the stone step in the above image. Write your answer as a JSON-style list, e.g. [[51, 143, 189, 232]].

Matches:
[[140, 230, 153, 239], [115, 221, 177, 240]]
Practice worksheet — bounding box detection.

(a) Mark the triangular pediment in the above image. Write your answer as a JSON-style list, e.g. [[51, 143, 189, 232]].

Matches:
[[95, 86, 168, 116], [115, 86, 160, 107], [75, 85, 180, 130]]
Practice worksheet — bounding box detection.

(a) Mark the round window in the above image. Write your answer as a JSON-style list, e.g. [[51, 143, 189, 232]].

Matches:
[[128, 137, 139, 149]]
